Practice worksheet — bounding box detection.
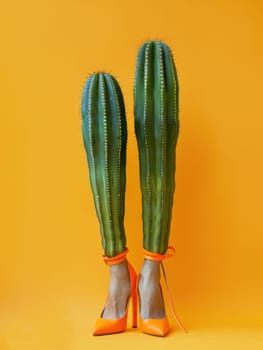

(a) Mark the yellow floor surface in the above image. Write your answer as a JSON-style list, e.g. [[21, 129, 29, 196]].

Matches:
[[1, 298, 262, 350]]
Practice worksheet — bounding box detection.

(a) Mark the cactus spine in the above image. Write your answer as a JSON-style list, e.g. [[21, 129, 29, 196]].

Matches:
[[81, 73, 127, 257], [134, 40, 179, 254]]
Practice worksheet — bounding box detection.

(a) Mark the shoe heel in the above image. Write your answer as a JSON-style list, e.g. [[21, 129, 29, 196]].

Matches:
[[131, 280, 138, 328]]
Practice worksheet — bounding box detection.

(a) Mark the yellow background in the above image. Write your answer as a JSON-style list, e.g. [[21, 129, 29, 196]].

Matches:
[[0, 0, 262, 349]]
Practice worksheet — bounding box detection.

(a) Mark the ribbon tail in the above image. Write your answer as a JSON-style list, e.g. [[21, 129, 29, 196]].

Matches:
[[161, 261, 188, 333]]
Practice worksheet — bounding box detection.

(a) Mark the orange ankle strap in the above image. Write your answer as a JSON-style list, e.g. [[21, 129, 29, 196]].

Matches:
[[143, 246, 176, 261], [102, 248, 129, 265]]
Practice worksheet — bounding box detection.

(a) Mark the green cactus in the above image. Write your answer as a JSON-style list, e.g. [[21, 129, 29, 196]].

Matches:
[[134, 40, 179, 254], [81, 72, 127, 257]]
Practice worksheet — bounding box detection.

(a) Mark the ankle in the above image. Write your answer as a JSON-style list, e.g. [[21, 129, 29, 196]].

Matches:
[[109, 260, 130, 279], [140, 260, 161, 282], [108, 260, 131, 298]]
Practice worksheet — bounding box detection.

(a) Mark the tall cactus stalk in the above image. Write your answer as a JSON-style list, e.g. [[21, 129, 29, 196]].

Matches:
[[81, 72, 127, 257], [134, 40, 179, 254]]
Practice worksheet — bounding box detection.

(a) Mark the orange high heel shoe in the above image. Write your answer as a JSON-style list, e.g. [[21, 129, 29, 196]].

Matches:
[[92, 248, 138, 335], [138, 246, 187, 337]]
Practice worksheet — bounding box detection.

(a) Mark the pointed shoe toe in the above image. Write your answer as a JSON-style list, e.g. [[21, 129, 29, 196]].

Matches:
[[139, 317, 170, 337], [92, 312, 128, 336]]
